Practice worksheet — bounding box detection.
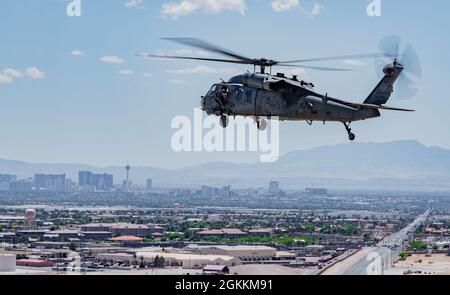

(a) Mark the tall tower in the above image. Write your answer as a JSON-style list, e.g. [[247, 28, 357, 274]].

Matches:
[[125, 164, 131, 192]]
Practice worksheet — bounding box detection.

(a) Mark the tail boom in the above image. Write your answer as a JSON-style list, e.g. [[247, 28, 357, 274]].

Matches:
[[364, 61, 404, 105]]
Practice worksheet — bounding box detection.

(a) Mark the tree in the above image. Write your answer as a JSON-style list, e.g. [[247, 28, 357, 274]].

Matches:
[[154, 255, 165, 268], [133, 253, 137, 266], [399, 252, 408, 261], [410, 240, 427, 250]]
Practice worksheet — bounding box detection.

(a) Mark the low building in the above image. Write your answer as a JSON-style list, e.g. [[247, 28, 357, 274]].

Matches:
[[187, 245, 277, 261], [96, 251, 241, 269], [16, 230, 50, 241], [305, 245, 325, 255], [16, 259, 53, 267], [80, 223, 112, 232], [248, 228, 273, 237], [81, 231, 112, 241], [203, 265, 230, 275], [197, 228, 248, 239], [80, 223, 156, 237], [110, 236, 144, 242], [49, 230, 81, 241], [31, 241, 70, 249]]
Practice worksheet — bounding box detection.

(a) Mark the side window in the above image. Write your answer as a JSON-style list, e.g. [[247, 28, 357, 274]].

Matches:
[[245, 89, 253, 104], [235, 87, 244, 104]]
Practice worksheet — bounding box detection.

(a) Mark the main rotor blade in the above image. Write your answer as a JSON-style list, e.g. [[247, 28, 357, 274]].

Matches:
[[162, 38, 254, 63], [137, 53, 251, 65], [278, 53, 389, 64], [277, 64, 352, 72]]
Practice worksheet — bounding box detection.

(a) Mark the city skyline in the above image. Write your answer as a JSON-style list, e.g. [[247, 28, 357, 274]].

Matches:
[[1, 139, 450, 191]]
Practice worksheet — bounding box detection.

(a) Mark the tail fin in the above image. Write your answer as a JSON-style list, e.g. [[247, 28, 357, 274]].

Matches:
[[364, 61, 403, 105]]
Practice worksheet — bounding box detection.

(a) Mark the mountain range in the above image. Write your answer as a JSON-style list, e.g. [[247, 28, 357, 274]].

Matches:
[[1, 140, 450, 192]]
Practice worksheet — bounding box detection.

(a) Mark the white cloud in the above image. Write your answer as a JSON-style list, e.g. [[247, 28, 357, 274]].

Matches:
[[125, 0, 145, 8], [271, 0, 299, 13], [161, 0, 247, 19], [166, 65, 238, 75], [343, 59, 367, 66], [70, 50, 84, 56], [0, 67, 45, 85], [0, 73, 13, 84], [309, 3, 324, 16], [144, 73, 153, 77], [271, 1, 324, 17], [168, 79, 190, 85], [117, 70, 135, 75], [3, 68, 24, 78], [100, 56, 124, 64], [25, 67, 45, 79]]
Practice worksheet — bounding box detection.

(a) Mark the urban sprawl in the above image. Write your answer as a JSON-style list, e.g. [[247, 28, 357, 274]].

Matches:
[[0, 168, 450, 275]]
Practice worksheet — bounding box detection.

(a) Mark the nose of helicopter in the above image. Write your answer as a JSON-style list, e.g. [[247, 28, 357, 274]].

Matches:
[[200, 96, 206, 110]]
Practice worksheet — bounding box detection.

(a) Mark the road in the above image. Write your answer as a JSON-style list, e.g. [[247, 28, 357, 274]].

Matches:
[[321, 210, 430, 275]]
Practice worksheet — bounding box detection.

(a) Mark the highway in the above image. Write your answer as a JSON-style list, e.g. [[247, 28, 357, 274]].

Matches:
[[322, 209, 430, 275]]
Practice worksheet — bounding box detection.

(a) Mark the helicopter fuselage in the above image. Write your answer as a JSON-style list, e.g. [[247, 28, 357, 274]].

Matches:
[[201, 72, 380, 123]]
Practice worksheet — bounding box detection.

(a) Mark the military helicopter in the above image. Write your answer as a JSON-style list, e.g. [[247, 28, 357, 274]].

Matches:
[[138, 36, 420, 141]]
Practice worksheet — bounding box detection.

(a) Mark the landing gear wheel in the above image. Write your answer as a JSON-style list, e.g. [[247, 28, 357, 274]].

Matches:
[[220, 115, 229, 128], [258, 119, 267, 131], [342, 122, 356, 141]]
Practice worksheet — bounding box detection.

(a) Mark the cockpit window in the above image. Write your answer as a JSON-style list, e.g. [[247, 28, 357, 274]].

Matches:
[[206, 84, 220, 96]]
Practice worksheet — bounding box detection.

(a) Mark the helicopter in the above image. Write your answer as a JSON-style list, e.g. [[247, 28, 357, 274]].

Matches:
[[138, 36, 420, 141]]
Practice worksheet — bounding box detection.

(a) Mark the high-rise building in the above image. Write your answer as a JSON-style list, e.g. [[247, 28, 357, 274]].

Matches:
[[92, 174, 113, 191], [78, 171, 113, 191], [9, 180, 33, 192], [0, 174, 17, 183], [0, 174, 17, 191], [78, 171, 92, 187], [146, 179, 153, 192], [305, 188, 328, 196], [34, 174, 66, 192], [201, 185, 215, 197], [268, 181, 280, 194]]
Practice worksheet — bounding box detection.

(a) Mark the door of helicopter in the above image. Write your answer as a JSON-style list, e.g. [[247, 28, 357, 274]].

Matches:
[[230, 86, 256, 115], [256, 89, 282, 116]]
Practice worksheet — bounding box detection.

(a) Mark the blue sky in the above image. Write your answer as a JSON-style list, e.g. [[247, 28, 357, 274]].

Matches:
[[0, 0, 449, 168]]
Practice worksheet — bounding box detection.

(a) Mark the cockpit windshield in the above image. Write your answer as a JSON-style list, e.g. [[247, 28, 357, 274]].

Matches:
[[206, 84, 221, 97]]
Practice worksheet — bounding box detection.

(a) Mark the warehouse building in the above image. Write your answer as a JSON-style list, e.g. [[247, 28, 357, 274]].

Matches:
[[80, 223, 161, 237], [96, 251, 241, 269], [185, 245, 277, 261]]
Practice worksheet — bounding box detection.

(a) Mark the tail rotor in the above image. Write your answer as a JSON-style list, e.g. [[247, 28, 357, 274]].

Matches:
[[375, 35, 422, 100]]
